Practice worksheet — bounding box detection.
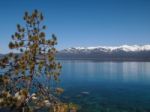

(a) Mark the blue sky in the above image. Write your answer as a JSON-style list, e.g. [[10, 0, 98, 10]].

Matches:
[[0, 0, 150, 53]]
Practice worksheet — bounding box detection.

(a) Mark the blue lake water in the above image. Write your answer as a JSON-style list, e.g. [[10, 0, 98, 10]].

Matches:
[[58, 60, 150, 112]]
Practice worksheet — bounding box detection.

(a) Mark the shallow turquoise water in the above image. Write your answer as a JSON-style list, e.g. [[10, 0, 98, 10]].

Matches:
[[59, 60, 150, 112]]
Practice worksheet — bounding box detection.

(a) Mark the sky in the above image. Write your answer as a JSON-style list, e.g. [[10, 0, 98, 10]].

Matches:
[[0, 0, 150, 53]]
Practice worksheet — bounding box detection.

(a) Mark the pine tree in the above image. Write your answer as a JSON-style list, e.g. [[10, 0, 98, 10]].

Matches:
[[0, 10, 72, 112]]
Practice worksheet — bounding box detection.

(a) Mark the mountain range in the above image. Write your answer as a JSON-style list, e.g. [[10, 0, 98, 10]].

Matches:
[[1, 45, 150, 61], [56, 45, 150, 61]]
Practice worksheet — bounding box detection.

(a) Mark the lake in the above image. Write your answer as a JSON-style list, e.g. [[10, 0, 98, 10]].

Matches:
[[58, 60, 150, 112]]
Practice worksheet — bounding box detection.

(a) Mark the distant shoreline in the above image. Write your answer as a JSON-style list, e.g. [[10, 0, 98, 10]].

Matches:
[[57, 58, 150, 62], [1, 53, 150, 62]]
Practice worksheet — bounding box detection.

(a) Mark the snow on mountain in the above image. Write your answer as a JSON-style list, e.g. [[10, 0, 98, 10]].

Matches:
[[63, 45, 150, 52], [56, 45, 150, 61]]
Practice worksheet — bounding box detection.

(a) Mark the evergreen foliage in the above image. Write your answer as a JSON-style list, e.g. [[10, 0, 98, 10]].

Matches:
[[0, 10, 78, 112]]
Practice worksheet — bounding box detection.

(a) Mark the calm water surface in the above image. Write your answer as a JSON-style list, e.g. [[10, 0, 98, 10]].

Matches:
[[59, 60, 150, 112]]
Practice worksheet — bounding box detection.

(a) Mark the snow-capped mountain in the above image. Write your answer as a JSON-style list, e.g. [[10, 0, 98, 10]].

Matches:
[[62, 45, 150, 52], [57, 45, 150, 61]]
